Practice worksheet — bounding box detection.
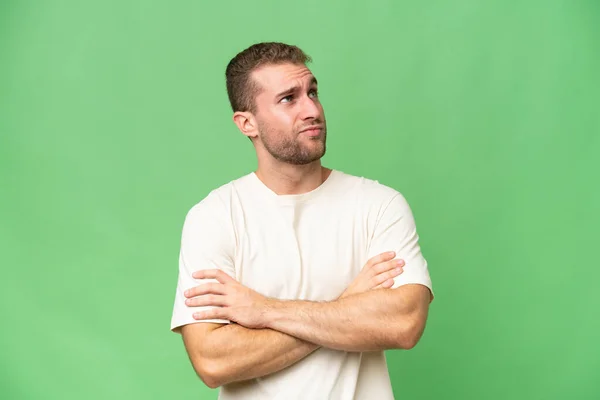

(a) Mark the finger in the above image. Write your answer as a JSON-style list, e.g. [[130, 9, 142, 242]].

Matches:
[[185, 294, 228, 307], [381, 278, 395, 288], [366, 251, 396, 268], [194, 308, 228, 321], [185, 283, 227, 298], [192, 269, 235, 284], [372, 266, 403, 287], [371, 258, 405, 276], [374, 278, 397, 290]]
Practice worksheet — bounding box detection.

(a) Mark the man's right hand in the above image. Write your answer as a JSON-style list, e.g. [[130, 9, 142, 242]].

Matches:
[[340, 252, 404, 299]]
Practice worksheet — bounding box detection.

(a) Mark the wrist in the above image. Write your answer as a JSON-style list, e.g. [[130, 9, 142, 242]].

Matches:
[[261, 297, 282, 328]]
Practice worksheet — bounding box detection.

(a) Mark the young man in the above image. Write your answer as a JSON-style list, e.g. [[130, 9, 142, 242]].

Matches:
[[170, 42, 434, 399]]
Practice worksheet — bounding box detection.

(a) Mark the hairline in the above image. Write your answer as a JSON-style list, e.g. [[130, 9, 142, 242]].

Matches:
[[247, 61, 315, 113]]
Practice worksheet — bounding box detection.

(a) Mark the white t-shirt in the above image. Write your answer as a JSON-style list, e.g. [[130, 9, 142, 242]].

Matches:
[[171, 169, 433, 400]]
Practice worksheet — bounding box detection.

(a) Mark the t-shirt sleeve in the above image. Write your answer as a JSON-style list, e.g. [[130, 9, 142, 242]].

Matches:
[[367, 192, 434, 300], [170, 193, 236, 332]]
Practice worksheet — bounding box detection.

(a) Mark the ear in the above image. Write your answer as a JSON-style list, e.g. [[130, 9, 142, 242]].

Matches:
[[233, 111, 258, 139]]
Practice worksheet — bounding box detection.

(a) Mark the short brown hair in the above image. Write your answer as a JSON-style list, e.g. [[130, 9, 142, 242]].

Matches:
[[225, 42, 312, 113]]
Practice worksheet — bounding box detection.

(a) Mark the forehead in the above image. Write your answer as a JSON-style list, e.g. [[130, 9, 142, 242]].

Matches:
[[252, 63, 315, 94]]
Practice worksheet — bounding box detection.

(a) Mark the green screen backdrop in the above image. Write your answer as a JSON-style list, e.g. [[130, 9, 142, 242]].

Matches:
[[1, 1, 599, 399]]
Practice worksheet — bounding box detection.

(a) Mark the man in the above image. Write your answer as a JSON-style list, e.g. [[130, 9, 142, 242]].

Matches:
[[170, 42, 434, 399]]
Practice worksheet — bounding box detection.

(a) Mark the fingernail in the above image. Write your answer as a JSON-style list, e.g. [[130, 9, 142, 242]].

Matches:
[[184, 290, 189, 296], [396, 259, 405, 266], [388, 251, 395, 256], [395, 267, 402, 273]]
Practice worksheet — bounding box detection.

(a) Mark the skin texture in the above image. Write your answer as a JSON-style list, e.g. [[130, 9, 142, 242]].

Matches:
[[181, 252, 405, 388], [188, 271, 431, 352], [232, 63, 328, 195], [179, 62, 431, 388]]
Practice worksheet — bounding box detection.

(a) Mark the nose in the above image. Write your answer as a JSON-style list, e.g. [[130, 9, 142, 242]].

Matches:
[[298, 94, 321, 121]]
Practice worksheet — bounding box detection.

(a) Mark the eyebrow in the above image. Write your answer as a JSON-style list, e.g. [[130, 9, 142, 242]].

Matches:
[[275, 76, 318, 99]]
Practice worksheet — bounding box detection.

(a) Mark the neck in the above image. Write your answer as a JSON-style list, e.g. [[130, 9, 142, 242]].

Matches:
[[254, 160, 331, 195]]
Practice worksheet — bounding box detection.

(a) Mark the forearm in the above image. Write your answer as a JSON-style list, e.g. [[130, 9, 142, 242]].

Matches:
[[200, 324, 319, 387], [264, 287, 428, 352]]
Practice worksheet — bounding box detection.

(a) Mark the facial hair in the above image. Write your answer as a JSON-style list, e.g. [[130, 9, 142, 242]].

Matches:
[[258, 121, 327, 165]]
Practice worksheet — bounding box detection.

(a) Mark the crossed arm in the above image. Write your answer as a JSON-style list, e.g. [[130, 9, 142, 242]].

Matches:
[[180, 267, 431, 388], [180, 321, 320, 389], [176, 192, 433, 388]]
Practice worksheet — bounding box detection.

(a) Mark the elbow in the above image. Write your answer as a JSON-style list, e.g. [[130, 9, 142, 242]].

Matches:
[[202, 374, 222, 390], [191, 358, 224, 389], [398, 334, 420, 350], [395, 321, 427, 350]]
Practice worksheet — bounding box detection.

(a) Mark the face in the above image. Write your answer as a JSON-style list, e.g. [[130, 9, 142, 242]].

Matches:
[[250, 63, 327, 165]]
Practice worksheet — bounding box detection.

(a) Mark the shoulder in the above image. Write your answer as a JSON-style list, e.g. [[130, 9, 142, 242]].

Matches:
[[185, 173, 254, 220], [330, 170, 415, 221], [332, 169, 405, 205]]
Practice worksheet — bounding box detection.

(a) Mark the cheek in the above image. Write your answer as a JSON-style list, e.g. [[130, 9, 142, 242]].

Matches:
[[259, 105, 299, 132], [270, 111, 297, 132], [274, 108, 295, 123]]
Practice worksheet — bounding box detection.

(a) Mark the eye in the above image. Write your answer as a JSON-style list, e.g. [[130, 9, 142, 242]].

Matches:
[[280, 95, 293, 103], [308, 89, 318, 98]]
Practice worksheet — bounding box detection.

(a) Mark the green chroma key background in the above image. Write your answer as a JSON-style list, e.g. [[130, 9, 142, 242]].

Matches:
[[1, 1, 598, 399]]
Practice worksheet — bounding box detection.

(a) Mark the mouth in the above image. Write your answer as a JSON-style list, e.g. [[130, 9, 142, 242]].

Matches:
[[299, 125, 324, 137]]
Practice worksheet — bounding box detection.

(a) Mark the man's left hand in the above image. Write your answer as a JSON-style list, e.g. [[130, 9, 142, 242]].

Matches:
[[184, 269, 273, 329]]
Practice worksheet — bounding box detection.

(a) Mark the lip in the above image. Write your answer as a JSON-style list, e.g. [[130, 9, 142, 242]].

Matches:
[[300, 126, 323, 136]]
